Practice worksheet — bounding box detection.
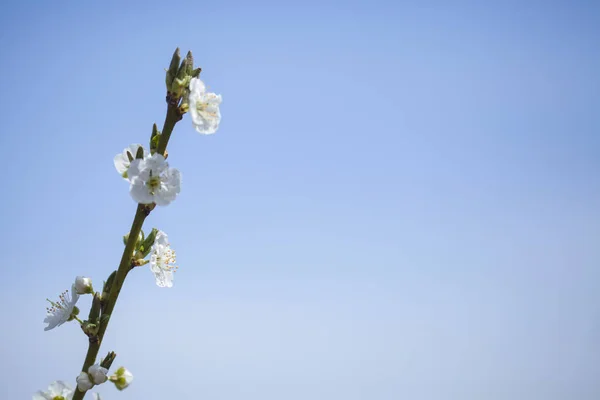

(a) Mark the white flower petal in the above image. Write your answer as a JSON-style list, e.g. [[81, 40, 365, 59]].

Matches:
[[49, 381, 71, 395], [188, 77, 222, 135], [189, 77, 206, 93], [113, 154, 129, 177], [127, 158, 144, 181], [151, 262, 174, 288], [35, 380, 74, 400], [130, 178, 154, 204], [32, 392, 52, 400], [120, 368, 134, 386], [148, 232, 177, 288], [114, 144, 147, 179], [144, 153, 167, 175], [154, 230, 168, 246], [44, 286, 79, 331]]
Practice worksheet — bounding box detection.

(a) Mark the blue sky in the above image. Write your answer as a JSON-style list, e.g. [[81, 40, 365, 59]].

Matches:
[[1, 1, 599, 399]]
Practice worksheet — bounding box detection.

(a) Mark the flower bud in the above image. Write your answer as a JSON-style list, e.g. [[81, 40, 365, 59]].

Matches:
[[88, 364, 108, 384], [67, 306, 80, 321], [76, 372, 93, 392], [165, 48, 181, 90], [74, 276, 94, 295], [110, 366, 134, 391]]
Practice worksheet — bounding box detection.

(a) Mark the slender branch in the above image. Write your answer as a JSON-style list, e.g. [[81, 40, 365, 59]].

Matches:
[[72, 104, 180, 400], [157, 104, 181, 156]]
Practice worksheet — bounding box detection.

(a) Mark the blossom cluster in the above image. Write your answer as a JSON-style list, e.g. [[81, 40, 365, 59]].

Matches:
[[35, 363, 133, 400], [37, 50, 221, 400]]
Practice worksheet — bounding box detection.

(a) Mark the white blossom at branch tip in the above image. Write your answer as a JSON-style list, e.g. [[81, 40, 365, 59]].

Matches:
[[88, 364, 108, 385], [76, 372, 93, 392], [74, 276, 93, 295], [149, 230, 178, 288], [33, 380, 74, 400], [128, 153, 181, 206], [110, 366, 134, 390], [114, 144, 148, 179], [44, 284, 80, 331], [188, 77, 222, 134]]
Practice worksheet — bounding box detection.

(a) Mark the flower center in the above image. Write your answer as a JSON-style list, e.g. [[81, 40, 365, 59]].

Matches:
[[46, 290, 70, 313], [146, 176, 161, 194], [53, 396, 65, 400], [158, 247, 178, 272], [196, 101, 217, 117]]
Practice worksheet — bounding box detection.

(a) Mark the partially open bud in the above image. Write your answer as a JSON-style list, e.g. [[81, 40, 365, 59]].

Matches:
[[88, 364, 108, 385], [76, 363, 109, 392], [76, 372, 93, 392], [74, 276, 94, 295], [110, 366, 134, 391]]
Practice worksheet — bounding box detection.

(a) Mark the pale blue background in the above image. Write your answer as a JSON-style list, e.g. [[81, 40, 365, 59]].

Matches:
[[1, 1, 599, 399]]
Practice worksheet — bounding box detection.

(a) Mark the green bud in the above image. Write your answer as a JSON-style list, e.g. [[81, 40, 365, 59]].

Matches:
[[126, 151, 134, 162], [150, 133, 160, 155], [87, 293, 101, 323], [184, 51, 194, 76], [72, 306, 80, 316], [140, 228, 158, 258], [135, 145, 144, 160], [100, 351, 117, 370], [175, 51, 190, 81], [122, 231, 143, 247], [100, 313, 110, 325], [170, 76, 191, 98], [179, 102, 189, 114], [150, 123, 161, 155], [191, 67, 201, 78], [103, 270, 117, 298], [171, 51, 193, 98], [81, 321, 99, 337], [132, 258, 149, 267], [166, 48, 181, 89], [131, 250, 150, 267]]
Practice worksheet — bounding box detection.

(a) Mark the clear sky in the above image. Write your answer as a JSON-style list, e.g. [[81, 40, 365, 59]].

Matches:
[[1, 1, 599, 399]]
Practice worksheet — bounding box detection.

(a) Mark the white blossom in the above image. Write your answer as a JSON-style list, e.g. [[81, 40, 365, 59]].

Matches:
[[188, 77, 222, 134], [33, 381, 74, 400], [149, 230, 178, 288], [44, 284, 80, 331], [128, 153, 181, 206], [76, 372, 93, 392], [110, 366, 134, 390], [91, 394, 103, 400], [114, 144, 148, 179], [74, 276, 93, 295]]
